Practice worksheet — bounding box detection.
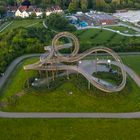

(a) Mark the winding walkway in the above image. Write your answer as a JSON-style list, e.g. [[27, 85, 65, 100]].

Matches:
[[0, 54, 41, 90], [77, 24, 140, 37]]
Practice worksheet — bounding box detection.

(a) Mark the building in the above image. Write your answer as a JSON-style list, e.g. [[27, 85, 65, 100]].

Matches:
[[76, 14, 93, 26], [34, 8, 43, 18], [15, 5, 43, 18], [86, 12, 116, 26], [15, 6, 30, 18], [46, 6, 63, 16]]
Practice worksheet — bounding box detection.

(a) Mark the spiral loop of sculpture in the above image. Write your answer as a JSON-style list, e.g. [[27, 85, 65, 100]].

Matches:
[[24, 32, 127, 93], [52, 32, 79, 60]]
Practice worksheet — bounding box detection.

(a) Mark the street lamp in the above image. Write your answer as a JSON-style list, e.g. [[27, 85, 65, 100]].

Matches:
[[35, 78, 38, 81], [95, 58, 99, 73], [108, 59, 111, 63], [108, 59, 111, 69]]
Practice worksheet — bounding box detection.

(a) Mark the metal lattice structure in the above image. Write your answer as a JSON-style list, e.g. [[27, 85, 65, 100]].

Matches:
[[24, 32, 127, 93]]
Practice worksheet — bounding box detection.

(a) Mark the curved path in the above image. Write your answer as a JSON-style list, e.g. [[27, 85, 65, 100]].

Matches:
[[98, 60, 140, 87], [0, 54, 41, 90], [77, 26, 140, 37]]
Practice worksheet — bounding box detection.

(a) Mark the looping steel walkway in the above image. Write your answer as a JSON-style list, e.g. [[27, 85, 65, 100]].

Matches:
[[24, 32, 127, 93]]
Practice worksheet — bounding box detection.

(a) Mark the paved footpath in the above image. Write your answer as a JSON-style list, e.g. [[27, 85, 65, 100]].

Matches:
[[77, 25, 140, 37], [0, 54, 41, 90], [0, 112, 140, 118]]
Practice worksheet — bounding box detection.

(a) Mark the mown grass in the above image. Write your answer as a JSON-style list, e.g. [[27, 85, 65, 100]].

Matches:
[[0, 21, 11, 32], [3, 19, 44, 33], [122, 55, 140, 75], [0, 119, 140, 140], [1, 55, 140, 112], [106, 26, 139, 34], [74, 29, 131, 50], [0, 58, 38, 100]]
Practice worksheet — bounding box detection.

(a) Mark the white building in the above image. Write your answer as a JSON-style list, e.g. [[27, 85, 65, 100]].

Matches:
[[35, 8, 43, 18], [15, 6, 38, 18], [46, 6, 63, 16], [15, 6, 30, 18]]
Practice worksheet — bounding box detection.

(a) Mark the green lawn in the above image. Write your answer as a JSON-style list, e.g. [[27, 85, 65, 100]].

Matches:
[[122, 55, 140, 75], [75, 29, 131, 50], [0, 119, 140, 140], [0, 58, 38, 99], [3, 19, 44, 33], [106, 26, 139, 34], [0, 21, 11, 32], [1, 55, 140, 112]]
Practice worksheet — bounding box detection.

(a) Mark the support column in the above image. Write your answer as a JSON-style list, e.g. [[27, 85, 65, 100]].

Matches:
[[88, 81, 90, 90], [46, 70, 49, 88], [25, 70, 29, 88], [39, 70, 42, 78], [95, 51, 97, 74], [77, 62, 79, 77], [52, 70, 55, 81], [67, 70, 69, 79]]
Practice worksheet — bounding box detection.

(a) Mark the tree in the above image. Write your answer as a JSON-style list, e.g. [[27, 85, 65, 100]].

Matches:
[[0, 6, 6, 16], [68, 1, 78, 13], [45, 13, 76, 31], [54, 0, 62, 6], [30, 12, 36, 19], [105, 0, 112, 3], [7, 0, 15, 5], [96, 0, 106, 10], [80, 0, 88, 12]]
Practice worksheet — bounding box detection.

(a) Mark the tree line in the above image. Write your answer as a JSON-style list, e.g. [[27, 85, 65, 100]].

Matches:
[[0, 14, 76, 74], [1, 0, 140, 15], [0, 27, 54, 73]]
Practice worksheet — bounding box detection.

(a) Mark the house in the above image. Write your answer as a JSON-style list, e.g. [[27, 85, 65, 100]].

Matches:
[[15, 6, 34, 18], [46, 6, 63, 16], [34, 8, 43, 18], [86, 12, 116, 26]]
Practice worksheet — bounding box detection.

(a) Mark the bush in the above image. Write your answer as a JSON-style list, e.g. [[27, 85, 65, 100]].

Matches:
[[0, 27, 54, 73], [45, 13, 76, 32]]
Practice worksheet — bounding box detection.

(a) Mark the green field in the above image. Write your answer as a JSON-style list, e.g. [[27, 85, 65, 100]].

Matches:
[[106, 26, 139, 34], [0, 55, 140, 112], [75, 29, 127, 48], [0, 21, 140, 140], [2, 19, 44, 33], [0, 21, 11, 32], [0, 118, 140, 140]]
